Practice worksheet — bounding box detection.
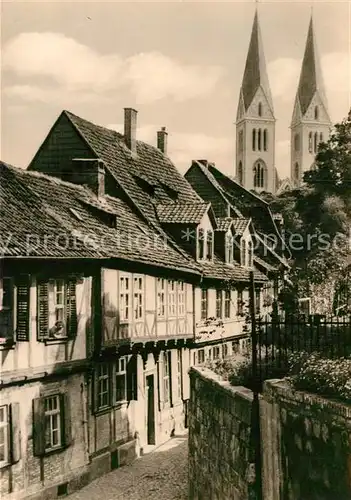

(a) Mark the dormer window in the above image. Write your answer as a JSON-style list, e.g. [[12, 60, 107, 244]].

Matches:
[[197, 228, 205, 260], [240, 239, 247, 267], [206, 230, 213, 261], [225, 233, 234, 264], [248, 241, 253, 268]]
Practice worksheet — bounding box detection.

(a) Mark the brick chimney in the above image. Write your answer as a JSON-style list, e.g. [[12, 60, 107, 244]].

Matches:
[[124, 108, 137, 154], [157, 127, 168, 155], [71, 158, 105, 198]]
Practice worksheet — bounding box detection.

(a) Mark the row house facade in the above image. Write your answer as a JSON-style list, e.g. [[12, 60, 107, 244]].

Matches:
[[0, 107, 289, 499]]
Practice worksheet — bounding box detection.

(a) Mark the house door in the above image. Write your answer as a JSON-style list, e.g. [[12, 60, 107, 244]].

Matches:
[[146, 374, 155, 445]]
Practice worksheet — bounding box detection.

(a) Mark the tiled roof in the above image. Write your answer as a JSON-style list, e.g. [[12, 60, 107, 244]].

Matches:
[[64, 111, 202, 227], [232, 218, 250, 236], [156, 202, 209, 224], [0, 162, 200, 273], [216, 217, 233, 232], [201, 255, 267, 284]]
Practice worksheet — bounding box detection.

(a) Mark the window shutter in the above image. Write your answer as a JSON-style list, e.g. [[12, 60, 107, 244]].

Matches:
[[168, 352, 173, 407], [127, 355, 138, 401], [32, 398, 45, 456], [10, 403, 21, 463], [66, 280, 77, 338], [16, 275, 30, 341], [37, 282, 49, 341], [61, 393, 73, 447], [157, 358, 164, 411]]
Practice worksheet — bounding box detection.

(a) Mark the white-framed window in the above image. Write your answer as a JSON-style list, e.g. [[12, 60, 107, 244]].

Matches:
[[120, 276, 130, 322], [168, 280, 176, 317], [223, 343, 228, 358], [178, 281, 185, 316], [197, 349, 205, 365], [157, 278, 166, 317], [201, 289, 208, 320], [133, 276, 144, 321], [226, 234, 234, 264], [213, 346, 220, 360], [115, 357, 127, 403], [163, 352, 171, 405], [0, 405, 9, 467], [216, 290, 223, 318], [224, 290, 231, 319], [44, 395, 62, 451], [248, 240, 253, 268], [0, 278, 14, 342], [206, 230, 214, 261], [241, 239, 247, 267], [237, 290, 244, 316], [197, 228, 205, 260], [97, 363, 110, 410], [177, 350, 182, 400], [48, 279, 67, 338]]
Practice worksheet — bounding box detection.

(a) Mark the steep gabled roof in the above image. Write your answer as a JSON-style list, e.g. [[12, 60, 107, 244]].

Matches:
[[240, 9, 274, 113], [296, 16, 330, 118], [156, 202, 210, 225], [0, 161, 200, 274], [63, 111, 202, 227]]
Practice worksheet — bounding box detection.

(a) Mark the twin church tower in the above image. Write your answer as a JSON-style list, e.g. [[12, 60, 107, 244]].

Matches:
[[235, 10, 332, 193]]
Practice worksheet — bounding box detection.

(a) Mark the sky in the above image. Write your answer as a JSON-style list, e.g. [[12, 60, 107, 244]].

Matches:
[[1, 0, 350, 181]]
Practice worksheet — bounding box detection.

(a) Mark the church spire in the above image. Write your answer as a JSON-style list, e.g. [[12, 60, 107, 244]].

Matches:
[[240, 8, 274, 114], [296, 14, 329, 118]]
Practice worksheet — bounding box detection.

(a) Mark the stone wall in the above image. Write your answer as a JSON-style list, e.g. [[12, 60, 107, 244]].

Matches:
[[261, 379, 351, 500], [188, 367, 256, 500], [189, 370, 351, 500]]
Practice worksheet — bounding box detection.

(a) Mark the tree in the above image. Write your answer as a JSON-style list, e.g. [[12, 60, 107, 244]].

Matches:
[[264, 110, 351, 314]]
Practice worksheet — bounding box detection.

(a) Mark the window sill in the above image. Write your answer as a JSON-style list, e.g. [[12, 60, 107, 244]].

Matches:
[[0, 461, 11, 470], [0, 340, 15, 351], [42, 444, 68, 457], [44, 337, 68, 345]]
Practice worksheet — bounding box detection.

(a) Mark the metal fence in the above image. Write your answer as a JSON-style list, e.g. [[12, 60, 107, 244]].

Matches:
[[253, 315, 351, 388]]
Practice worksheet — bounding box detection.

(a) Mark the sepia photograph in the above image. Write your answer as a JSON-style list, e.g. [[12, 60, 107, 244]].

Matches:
[[1, 0, 350, 499]]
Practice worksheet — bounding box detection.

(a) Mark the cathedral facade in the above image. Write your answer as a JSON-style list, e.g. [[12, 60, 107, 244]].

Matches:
[[235, 10, 332, 194]]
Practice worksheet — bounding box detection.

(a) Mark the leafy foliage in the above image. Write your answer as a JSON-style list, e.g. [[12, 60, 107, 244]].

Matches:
[[261, 110, 351, 310]]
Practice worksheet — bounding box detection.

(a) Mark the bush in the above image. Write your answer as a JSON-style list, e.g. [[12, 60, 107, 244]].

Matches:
[[288, 352, 351, 403]]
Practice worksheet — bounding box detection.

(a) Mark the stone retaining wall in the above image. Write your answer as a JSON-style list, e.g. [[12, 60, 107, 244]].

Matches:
[[188, 367, 256, 500]]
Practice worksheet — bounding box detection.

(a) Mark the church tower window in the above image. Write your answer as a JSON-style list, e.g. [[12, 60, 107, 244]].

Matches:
[[294, 162, 299, 181], [252, 129, 256, 151], [294, 133, 300, 152], [258, 102, 262, 117], [263, 129, 268, 151], [314, 132, 318, 153], [320, 132, 323, 143], [238, 161, 243, 185], [314, 106, 319, 120], [238, 130, 244, 153], [308, 132, 313, 153], [258, 129, 262, 151], [253, 162, 265, 189]]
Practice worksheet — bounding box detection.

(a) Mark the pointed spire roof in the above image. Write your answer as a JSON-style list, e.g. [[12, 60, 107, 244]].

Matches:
[[240, 9, 274, 113], [297, 15, 329, 116]]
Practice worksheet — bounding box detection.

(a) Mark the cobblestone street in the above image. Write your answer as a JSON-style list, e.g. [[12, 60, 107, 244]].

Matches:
[[68, 436, 188, 500]]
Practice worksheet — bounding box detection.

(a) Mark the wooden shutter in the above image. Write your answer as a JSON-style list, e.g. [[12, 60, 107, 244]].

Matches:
[[157, 357, 164, 411], [32, 398, 45, 456], [61, 393, 73, 447], [168, 351, 173, 407], [66, 280, 77, 338], [37, 282, 49, 341], [10, 403, 21, 463], [127, 355, 138, 401], [16, 275, 30, 341]]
